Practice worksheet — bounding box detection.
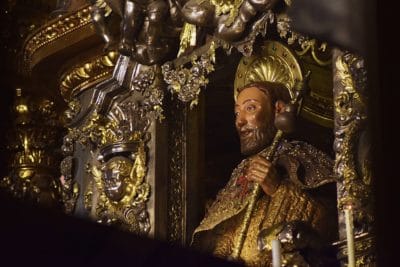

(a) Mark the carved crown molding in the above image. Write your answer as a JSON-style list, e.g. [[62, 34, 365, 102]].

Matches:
[[22, 5, 93, 71], [60, 51, 118, 100]]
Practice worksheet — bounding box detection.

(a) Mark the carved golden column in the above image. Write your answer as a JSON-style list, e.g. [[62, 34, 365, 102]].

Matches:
[[333, 49, 375, 266], [1, 88, 63, 207], [0, 1, 86, 207]]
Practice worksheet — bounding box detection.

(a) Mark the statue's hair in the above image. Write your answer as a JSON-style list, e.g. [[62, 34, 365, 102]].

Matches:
[[237, 81, 291, 104]]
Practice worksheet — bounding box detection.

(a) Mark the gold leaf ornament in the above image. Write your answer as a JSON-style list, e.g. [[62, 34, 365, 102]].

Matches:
[[234, 41, 303, 101]]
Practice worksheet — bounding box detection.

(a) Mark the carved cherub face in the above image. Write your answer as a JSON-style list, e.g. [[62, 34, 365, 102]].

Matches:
[[235, 86, 277, 155], [103, 156, 132, 202]]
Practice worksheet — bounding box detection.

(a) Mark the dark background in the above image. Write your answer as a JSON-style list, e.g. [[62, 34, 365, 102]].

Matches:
[[375, 1, 397, 266]]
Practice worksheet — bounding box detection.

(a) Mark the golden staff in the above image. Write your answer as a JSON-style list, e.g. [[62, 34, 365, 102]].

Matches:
[[230, 71, 311, 260]]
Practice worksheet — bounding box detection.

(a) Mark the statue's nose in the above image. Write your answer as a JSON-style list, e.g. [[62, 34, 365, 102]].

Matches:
[[235, 115, 246, 128]]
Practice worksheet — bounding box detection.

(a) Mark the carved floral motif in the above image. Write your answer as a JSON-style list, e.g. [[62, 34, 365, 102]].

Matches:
[[333, 50, 374, 266]]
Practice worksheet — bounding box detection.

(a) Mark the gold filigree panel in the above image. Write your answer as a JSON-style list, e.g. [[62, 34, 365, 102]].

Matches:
[[22, 5, 93, 70]]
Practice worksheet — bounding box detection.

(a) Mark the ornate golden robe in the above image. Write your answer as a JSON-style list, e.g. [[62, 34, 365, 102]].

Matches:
[[192, 140, 337, 266]]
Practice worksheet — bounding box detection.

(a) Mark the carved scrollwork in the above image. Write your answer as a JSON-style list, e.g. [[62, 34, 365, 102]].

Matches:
[[23, 6, 92, 67], [334, 52, 369, 209], [59, 126, 80, 214], [68, 111, 103, 147], [60, 51, 118, 100], [59, 56, 165, 234], [211, 0, 244, 26], [60, 155, 79, 214], [335, 233, 376, 267], [333, 50, 375, 265], [85, 141, 151, 233], [64, 69, 160, 232], [276, 13, 331, 67], [131, 69, 156, 93], [162, 41, 216, 107], [230, 11, 274, 57]]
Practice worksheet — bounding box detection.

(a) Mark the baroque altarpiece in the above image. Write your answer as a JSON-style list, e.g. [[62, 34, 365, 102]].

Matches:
[[0, 0, 377, 266]]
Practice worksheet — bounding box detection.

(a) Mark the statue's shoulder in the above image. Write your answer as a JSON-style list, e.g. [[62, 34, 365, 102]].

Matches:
[[276, 140, 337, 189], [278, 140, 332, 159], [192, 158, 250, 235]]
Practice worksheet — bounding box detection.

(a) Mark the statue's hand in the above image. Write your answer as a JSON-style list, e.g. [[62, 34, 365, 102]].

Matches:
[[245, 155, 280, 196]]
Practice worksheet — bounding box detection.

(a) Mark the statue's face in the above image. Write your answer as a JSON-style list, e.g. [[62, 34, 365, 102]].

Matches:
[[235, 87, 276, 155], [103, 157, 132, 202]]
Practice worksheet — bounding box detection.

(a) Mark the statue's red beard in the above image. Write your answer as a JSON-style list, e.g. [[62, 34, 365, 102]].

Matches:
[[239, 125, 276, 156]]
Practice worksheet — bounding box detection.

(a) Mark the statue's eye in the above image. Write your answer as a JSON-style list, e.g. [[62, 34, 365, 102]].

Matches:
[[246, 105, 256, 112]]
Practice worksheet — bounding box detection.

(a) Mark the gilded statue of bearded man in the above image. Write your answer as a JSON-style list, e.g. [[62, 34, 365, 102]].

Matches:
[[192, 81, 338, 266]]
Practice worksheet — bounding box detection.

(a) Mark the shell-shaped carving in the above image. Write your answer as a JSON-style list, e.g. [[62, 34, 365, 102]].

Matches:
[[234, 41, 302, 100], [245, 56, 294, 97]]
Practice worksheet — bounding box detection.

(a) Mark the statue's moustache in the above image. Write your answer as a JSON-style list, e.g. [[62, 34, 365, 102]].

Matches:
[[238, 126, 257, 138]]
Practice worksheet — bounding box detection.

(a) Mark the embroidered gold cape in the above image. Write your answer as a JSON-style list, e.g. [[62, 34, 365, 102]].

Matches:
[[192, 140, 337, 266]]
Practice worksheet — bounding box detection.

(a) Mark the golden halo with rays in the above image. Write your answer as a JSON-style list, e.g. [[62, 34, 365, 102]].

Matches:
[[234, 41, 303, 101]]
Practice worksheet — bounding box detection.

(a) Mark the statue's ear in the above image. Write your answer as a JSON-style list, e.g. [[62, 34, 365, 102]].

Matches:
[[274, 100, 286, 116]]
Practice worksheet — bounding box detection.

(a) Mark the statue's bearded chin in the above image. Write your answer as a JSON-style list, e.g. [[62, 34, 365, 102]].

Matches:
[[239, 125, 276, 156]]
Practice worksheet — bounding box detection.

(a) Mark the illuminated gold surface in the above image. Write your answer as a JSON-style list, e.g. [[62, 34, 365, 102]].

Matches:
[[231, 131, 282, 259], [276, 13, 334, 128], [333, 51, 375, 266], [94, 0, 112, 16], [210, 0, 244, 26], [60, 51, 118, 100], [1, 89, 62, 206], [193, 140, 336, 265], [86, 141, 151, 233], [334, 53, 368, 208], [234, 40, 303, 100], [62, 81, 159, 232], [178, 23, 197, 57], [295, 39, 331, 66], [23, 5, 92, 68]]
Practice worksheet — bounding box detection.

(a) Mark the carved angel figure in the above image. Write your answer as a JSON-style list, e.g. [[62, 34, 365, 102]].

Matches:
[[179, 0, 278, 42], [90, 0, 183, 65]]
